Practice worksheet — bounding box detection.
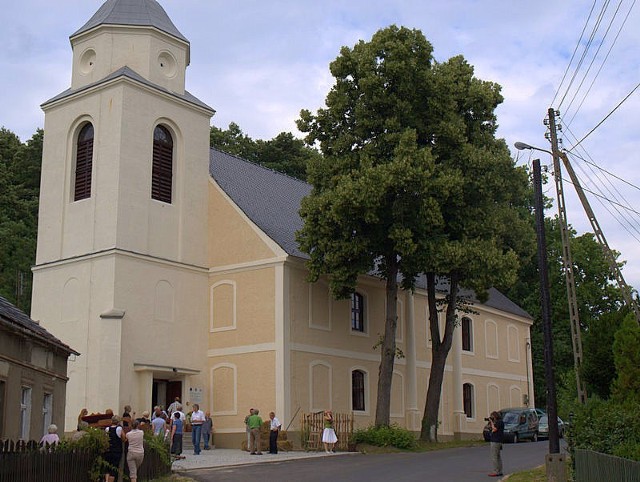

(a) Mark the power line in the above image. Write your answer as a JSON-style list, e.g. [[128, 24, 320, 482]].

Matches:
[[569, 80, 640, 149], [564, 0, 637, 128], [551, 0, 598, 108]]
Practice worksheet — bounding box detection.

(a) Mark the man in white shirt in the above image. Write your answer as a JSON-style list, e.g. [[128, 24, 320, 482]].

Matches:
[[268, 411, 281, 454], [167, 397, 181, 416], [190, 403, 206, 455]]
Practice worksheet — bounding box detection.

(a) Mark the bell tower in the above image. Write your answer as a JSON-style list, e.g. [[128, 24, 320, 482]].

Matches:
[[31, 0, 214, 430]]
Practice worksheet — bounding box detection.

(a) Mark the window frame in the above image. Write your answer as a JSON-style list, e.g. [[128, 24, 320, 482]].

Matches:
[[20, 386, 32, 440], [463, 382, 475, 419], [42, 392, 53, 437], [73, 122, 94, 201], [462, 316, 473, 352], [351, 369, 366, 412], [151, 124, 174, 204], [351, 292, 365, 333]]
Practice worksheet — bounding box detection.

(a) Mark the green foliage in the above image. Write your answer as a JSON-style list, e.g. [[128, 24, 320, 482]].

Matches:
[[503, 218, 626, 407], [0, 127, 42, 314], [57, 427, 109, 481], [144, 430, 172, 467], [353, 424, 418, 450], [612, 315, 640, 402], [569, 398, 640, 462], [210, 122, 319, 180]]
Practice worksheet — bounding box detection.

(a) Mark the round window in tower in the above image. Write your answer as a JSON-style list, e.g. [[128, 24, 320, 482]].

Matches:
[[79, 48, 96, 74], [157, 51, 178, 78]]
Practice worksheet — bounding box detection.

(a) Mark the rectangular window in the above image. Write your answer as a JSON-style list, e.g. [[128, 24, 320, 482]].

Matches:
[[20, 386, 32, 440], [352, 371, 365, 411], [463, 383, 474, 418], [351, 292, 364, 332], [43, 393, 53, 436], [462, 317, 473, 352]]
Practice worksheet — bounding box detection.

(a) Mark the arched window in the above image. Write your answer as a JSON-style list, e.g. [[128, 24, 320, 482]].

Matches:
[[462, 316, 473, 352], [74, 123, 94, 201], [351, 292, 365, 332], [352, 370, 366, 411], [463, 383, 475, 418], [152, 125, 173, 203]]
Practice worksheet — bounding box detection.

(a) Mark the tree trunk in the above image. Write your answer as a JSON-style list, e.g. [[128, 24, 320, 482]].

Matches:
[[420, 273, 459, 441], [374, 255, 399, 427]]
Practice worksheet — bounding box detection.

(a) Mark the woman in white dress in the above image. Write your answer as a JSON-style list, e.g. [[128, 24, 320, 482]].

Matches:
[[322, 410, 337, 453]]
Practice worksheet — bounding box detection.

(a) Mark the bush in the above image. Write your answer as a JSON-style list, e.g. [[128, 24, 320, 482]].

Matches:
[[353, 424, 417, 450], [569, 398, 640, 462]]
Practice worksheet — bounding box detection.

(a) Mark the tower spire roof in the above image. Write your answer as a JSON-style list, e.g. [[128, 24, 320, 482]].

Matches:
[[71, 0, 188, 43]]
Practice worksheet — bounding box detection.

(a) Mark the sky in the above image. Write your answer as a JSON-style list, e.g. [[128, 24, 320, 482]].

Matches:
[[2, 0, 640, 292]]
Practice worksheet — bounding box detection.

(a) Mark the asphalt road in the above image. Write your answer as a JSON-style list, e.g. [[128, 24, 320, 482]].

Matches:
[[188, 440, 563, 482]]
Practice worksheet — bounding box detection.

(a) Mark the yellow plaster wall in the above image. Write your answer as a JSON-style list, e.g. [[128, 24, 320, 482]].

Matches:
[[208, 268, 276, 348], [208, 183, 279, 267]]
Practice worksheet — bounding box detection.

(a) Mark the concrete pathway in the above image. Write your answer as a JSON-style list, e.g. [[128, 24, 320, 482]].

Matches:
[[171, 448, 353, 472]]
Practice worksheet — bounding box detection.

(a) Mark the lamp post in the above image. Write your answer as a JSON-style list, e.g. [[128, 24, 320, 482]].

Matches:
[[516, 142, 567, 481]]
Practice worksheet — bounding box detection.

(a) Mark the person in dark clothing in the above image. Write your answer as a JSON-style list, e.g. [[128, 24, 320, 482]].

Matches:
[[488, 411, 504, 477], [104, 416, 125, 482]]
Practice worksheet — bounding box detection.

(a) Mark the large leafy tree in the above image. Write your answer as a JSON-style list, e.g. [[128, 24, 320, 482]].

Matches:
[[297, 26, 458, 427], [417, 56, 534, 441], [0, 127, 42, 313]]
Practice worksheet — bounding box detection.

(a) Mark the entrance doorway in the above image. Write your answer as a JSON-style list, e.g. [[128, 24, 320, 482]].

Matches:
[[152, 379, 182, 411]]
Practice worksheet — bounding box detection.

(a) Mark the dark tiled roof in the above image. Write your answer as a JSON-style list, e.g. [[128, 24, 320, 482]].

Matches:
[[71, 0, 188, 43], [208, 148, 532, 320], [0, 296, 79, 355], [41, 66, 213, 113]]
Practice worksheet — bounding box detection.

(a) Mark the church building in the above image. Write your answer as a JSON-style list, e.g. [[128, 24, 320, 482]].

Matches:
[[30, 0, 534, 445]]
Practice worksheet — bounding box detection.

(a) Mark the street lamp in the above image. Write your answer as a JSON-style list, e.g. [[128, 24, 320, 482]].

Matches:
[[515, 143, 560, 451]]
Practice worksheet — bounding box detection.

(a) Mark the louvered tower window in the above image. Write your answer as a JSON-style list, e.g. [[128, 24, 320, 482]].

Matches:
[[152, 125, 173, 203], [74, 123, 94, 201]]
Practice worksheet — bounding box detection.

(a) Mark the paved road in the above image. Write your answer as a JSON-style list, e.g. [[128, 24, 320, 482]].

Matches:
[[188, 440, 563, 482]]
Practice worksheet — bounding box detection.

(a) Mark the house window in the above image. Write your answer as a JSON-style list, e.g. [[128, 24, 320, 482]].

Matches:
[[351, 292, 365, 332], [43, 393, 53, 436], [20, 386, 32, 440], [462, 317, 473, 352], [352, 370, 366, 411], [463, 383, 474, 418], [152, 125, 173, 203], [74, 123, 94, 201]]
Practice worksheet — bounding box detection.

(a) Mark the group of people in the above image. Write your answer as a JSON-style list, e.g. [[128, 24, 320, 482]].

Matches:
[[69, 398, 214, 481], [243, 407, 337, 455], [149, 397, 214, 457], [244, 408, 282, 455]]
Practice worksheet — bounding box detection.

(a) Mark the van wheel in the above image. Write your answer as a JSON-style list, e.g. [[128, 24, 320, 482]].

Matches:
[[533, 432, 538, 442], [513, 433, 519, 444]]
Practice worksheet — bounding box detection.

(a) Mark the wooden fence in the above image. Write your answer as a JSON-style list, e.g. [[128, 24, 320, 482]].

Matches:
[[0, 439, 94, 482], [574, 449, 640, 482], [300, 412, 354, 451], [0, 438, 171, 482]]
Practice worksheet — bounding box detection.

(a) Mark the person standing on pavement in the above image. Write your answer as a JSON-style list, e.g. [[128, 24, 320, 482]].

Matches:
[[202, 411, 213, 450], [488, 411, 504, 477], [190, 403, 205, 455], [170, 412, 184, 459], [268, 411, 281, 454], [248, 409, 263, 455], [125, 420, 145, 482], [244, 408, 254, 451]]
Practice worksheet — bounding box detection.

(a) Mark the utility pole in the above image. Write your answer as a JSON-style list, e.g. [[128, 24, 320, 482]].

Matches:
[[546, 107, 587, 405], [533, 158, 561, 455]]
